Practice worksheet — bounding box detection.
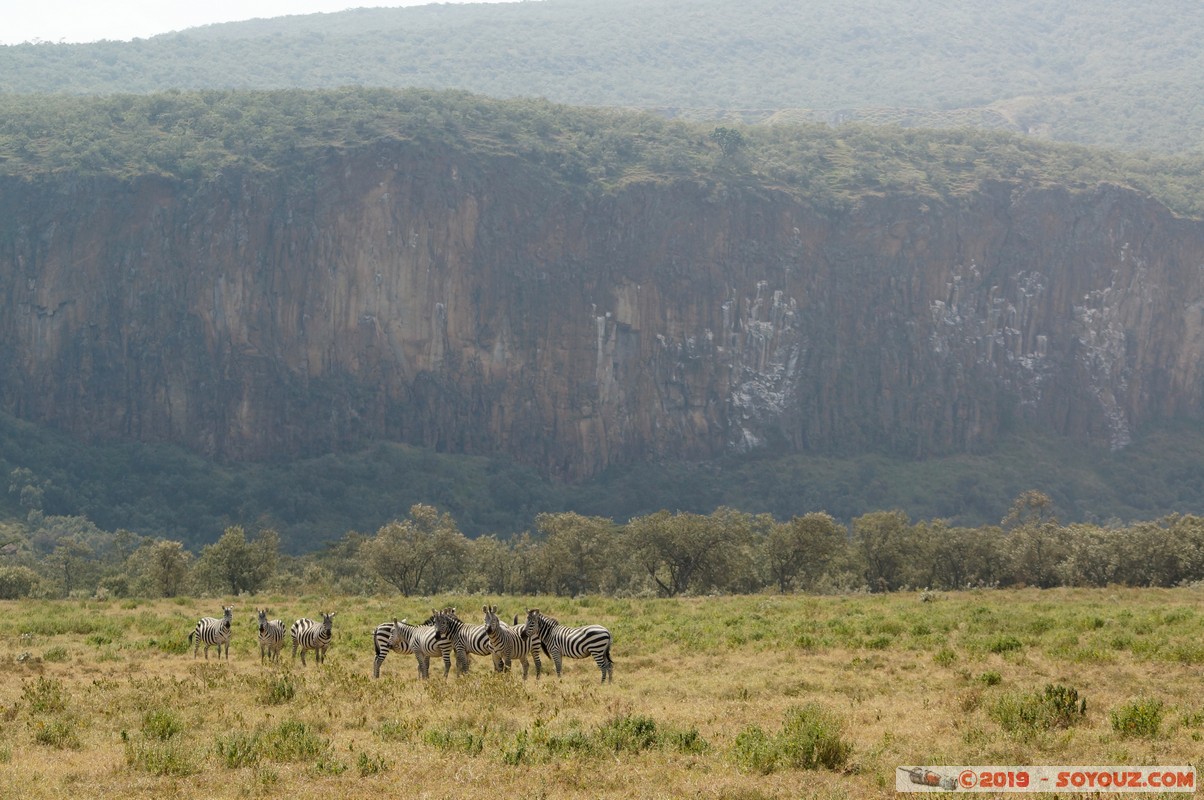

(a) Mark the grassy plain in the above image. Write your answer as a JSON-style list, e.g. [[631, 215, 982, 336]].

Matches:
[[0, 588, 1200, 799]]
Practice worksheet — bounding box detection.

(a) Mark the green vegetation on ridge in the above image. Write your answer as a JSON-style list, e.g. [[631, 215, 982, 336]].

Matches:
[[3, 89, 1204, 218], [3, 0, 1204, 153]]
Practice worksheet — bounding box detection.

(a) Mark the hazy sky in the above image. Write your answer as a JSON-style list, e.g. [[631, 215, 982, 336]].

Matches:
[[1, 1, 520, 46]]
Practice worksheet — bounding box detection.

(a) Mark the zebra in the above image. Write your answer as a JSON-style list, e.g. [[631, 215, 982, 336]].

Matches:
[[431, 607, 499, 674], [371, 615, 450, 679], [290, 611, 335, 665], [372, 619, 412, 678], [408, 615, 456, 679], [189, 605, 233, 660], [525, 608, 613, 683], [257, 609, 285, 664], [482, 604, 540, 679]]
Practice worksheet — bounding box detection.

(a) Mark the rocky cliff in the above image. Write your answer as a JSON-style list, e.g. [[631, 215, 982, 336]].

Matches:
[[3, 142, 1203, 480]]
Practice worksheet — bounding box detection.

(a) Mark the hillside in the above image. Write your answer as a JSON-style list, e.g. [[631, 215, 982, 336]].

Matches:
[[4, 89, 1204, 539], [1, 0, 1203, 153]]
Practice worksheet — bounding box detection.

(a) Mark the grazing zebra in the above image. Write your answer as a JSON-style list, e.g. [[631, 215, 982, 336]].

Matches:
[[431, 608, 499, 674], [483, 604, 540, 679], [290, 612, 335, 665], [257, 609, 285, 664], [525, 608, 613, 683], [189, 606, 233, 660]]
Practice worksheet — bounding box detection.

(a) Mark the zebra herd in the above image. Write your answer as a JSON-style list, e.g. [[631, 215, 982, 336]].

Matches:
[[191, 606, 614, 682]]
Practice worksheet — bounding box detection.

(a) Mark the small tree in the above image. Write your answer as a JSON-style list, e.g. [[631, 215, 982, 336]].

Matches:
[[196, 526, 279, 595], [710, 126, 746, 157], [765, 512, 847, 593], [130, 539, 192, 597], [359, 504, 467, 595], [536, 512, 616, 596]]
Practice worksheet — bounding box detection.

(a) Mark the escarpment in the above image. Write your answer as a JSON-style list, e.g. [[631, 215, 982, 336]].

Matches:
[[3, 142, 1203, 480]]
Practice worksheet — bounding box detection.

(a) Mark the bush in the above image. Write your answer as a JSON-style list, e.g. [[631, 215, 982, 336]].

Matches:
[[216, 731, 262, 768], [126, 738, 197, 775], [778, 705, 853, 770], [732, 705, 851, 774], [597, 715, 659, 753], [990, 684, 1086, 735], [32, 716, 81, 749], [261, 720, 330, 762], [1110, 698, 1164, 738], [142, 708, 183, 740], [259, 673, 297, 706], [22, 677, 67, 714], [0, 566, 39, 599]]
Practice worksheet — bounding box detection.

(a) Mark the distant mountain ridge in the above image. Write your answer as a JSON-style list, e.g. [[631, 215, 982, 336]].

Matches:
[[2, 0, 1203, 153]]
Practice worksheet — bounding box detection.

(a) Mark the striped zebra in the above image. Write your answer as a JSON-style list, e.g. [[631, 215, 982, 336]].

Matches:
[[525, 608, 613, 683], [483, 604, 540, 679], [257, 609, 285, 664], [189, 606, 233, 660], [431, 608, 499, 674], [371, 615, 451, 678], [290, 612, 335, 666], [408, 616, 456, 679]]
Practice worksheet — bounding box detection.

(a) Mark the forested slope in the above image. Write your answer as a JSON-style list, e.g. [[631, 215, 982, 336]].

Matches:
[[2, 0, 1203, 153]]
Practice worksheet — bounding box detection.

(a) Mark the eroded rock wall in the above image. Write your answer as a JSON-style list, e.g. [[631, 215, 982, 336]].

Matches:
[[2, 143, 1202, 479]]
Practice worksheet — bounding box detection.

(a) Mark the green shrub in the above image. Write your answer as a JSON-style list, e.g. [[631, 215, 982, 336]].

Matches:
[[32, 716, 81, 749], [260, 673, 297, 705], [597, 715, 659, 753], [423, 727, 485, 756], [376, 718, 421, 742], [988, 635, 1024, 654], [0, 566, 39, 599], [990, 684, 1086, 735], [126, 738, 197, 775], [216, 731, 262, 768], [732, 705, 851, 774], [778, 705, 852, 770], [357, 751, 390, 776], [732, 726, 778, 774], [42, 646, 68, 663], [932, 647, 957, 666], [1110, 698, 1164, 738], [978, 670, 1002, 686], [261, 720, 330, 763], [22, 676, 67, 714], [142, 708, 183, 741]]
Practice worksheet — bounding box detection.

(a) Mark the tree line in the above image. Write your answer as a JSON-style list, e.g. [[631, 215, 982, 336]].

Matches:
[[3, 490, 1202, 601]]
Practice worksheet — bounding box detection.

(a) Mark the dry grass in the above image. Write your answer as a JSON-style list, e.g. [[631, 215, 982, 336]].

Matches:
[[0, 588, 1200, 799]]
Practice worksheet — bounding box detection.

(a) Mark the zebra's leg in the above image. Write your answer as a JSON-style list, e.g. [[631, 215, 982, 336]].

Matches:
[[519, 655, 529, 680], [552, 648, 564, 678]]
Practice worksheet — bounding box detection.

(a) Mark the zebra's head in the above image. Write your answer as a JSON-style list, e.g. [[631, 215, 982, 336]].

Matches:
[[483, 605, 500, 635], [319, 611, 335, 633], [432, 608, 461, 639], [222, 606, 234, 627], [257, 608, 268, 633], [525, 608, 540, 637], [389, 619, 404, 649]]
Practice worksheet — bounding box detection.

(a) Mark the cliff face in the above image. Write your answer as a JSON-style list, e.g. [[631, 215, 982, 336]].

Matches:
[[3, 143, 1204, 480]]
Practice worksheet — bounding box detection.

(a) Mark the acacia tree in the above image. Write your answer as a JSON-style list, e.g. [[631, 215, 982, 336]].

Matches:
[[536, 512, 616, 596], [196, 526, 279, 595], [130, 539, 191, 597], [359, 504, 467, 595], [1001, 490, 1067, 588], [851, 510, 910, 592], [764, 512, 847, 592], [623, 508, 754, 597]]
